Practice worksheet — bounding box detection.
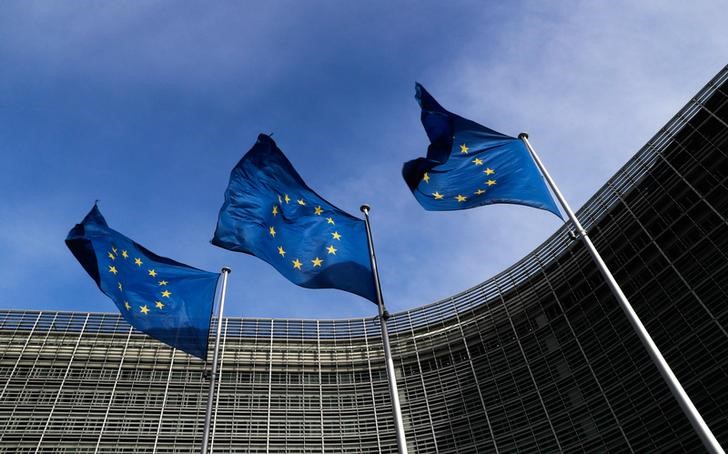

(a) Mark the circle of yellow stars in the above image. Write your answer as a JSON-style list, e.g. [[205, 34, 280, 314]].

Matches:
[[268, 194, 342, 272], [423, 143, 497, 202], [106, 246, 172, 316]]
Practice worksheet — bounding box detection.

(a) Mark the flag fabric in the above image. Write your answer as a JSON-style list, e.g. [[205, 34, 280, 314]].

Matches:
[[66, 204, 220, 360], [402, 83, 562, 218], [212, 134, 377, 303]]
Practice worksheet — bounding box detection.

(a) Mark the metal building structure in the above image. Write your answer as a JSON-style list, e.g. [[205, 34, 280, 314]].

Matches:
[[1, 66, 727, 453]]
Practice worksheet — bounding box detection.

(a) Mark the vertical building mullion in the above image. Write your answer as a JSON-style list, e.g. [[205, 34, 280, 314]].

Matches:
[[349, 321, 359, 450], [0, 311, 42, 402], [152, 348, 176, 453], [405, 311, 438, 453], [265, 319, 274, 453], [333, 325, 342, 450], [210, 317, 229, 453], [316, 321, 326, 452], [363, 319, 382, 453], [93, 325, 133, 454], [34, 312, 90, 453], [249, 322, 261, 451]]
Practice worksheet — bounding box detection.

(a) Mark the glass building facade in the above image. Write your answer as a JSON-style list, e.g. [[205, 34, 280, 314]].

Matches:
[[1, 66, 728, 453]]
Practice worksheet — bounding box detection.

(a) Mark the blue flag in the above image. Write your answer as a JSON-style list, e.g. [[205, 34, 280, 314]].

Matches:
[[212, 134, 377, 303], [402, 83, 562, 218], [66, 204, 220, 360]]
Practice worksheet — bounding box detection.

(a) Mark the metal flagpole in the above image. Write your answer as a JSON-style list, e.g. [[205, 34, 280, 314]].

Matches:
[[361, 204, 409, 454], [201, 266, 231, 454], [519, 133, 724, 454]]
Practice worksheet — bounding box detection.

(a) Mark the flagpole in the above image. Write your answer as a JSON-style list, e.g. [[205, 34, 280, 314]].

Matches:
[[201, 266, 231, 454], [519, 133, 724, 454], [361, 204, 409, 454]]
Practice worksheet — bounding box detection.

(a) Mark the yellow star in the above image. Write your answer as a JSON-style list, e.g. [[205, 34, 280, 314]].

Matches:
[[423, 172, 430, 183], [272, 205, 279, 216], [278, 195, 283, 204], [269, 226, 276, 237], [161, 290, 171, 298], [124, 301, 131, 310], [311, 257, 323, 267], [108, 252, 115, 260], [155, 301, 165, 310], [148, 269, 157, 277], [158, 280, 168, 286], [314, 206, 323, 215], [112, 247, 118, 254], [326, 217, 335, 225], [472, 158, 483, 166], [474, 189, 486, 195], [331, 231, 341, 240], [277, 246, 286, 257], [326, 245, 337, 255], [134, 258, 142, 266], [121, 250, 128, 259], [297, 199, 306, 206], [460, 144, 469, 154], [140, 305, 149, 315], [455, 194, 467, 202], [433, 192, 444, 200], [486, 179, 496, 186], [284, 194, 291, 204], [292, 259, 303, 270], [484, 168, 495, 175], [118, 282, 123, 291], [108, 265, 118, 275]]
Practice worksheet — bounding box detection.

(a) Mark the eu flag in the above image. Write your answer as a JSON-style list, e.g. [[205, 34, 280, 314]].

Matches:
[[403, 83, 562, 218], [66, 204, 220, 360], [212, 134, 377, 303]]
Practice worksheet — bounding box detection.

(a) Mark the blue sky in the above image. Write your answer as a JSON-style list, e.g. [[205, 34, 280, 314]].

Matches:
[[1, 1, 726, 320]]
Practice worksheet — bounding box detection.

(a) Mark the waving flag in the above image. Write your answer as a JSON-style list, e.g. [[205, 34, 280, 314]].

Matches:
[[66, 204, 220, 360], [212, 134, 377, 303], [403, 83, 562, 218]]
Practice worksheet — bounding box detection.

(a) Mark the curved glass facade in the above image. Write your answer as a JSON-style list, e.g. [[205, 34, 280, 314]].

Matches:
[[1, 66, 727, 453]]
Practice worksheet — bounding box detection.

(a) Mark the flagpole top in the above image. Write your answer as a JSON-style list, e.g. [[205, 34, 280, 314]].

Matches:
[[518, 132, 529, 140], [221, 266, 232, 274], [360, 204, 371, 214]]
